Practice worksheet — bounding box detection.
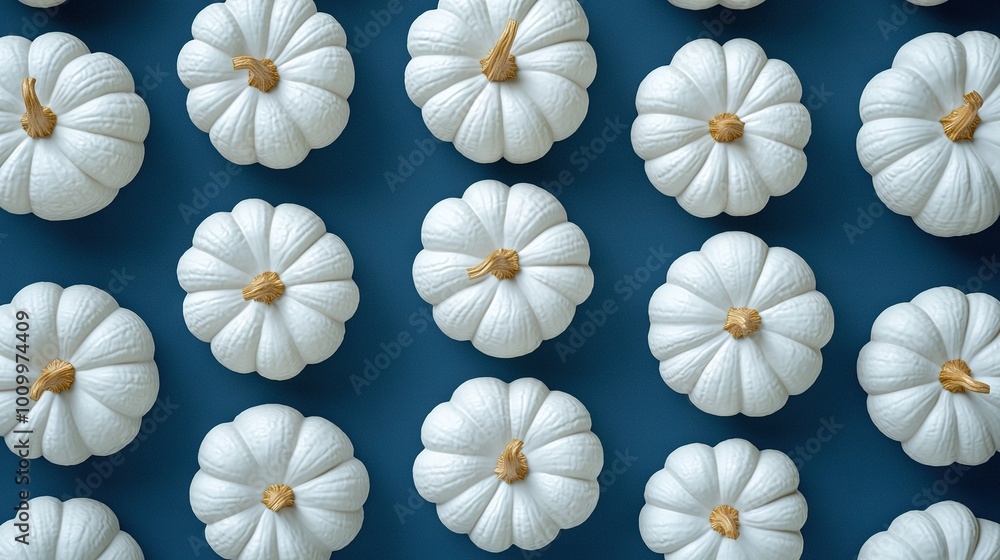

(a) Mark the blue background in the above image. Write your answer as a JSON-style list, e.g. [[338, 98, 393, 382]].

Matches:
[[2, 0, 1000, 558]]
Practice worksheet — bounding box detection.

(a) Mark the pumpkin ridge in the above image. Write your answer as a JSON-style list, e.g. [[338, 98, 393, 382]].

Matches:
[[659, 462, 715, 510]]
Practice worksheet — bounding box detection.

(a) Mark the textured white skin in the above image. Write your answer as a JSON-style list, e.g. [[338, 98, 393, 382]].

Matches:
[[648, 231, 834, 417], [632, 38, 810, 217], [859, 501, 1000, 559], [639, 439, 807, 559], [668, 0, 764, 9], [177, 199, 359, 380], [0, 283, 159, 466], [177, 0, 355, 169], [404, 0, 597, 164], [857, 31, 1000, 237], [413, 377, 603, 552], [858, 287, 1000, 467], [0, 33, 149, 220], [0, 497, 143, 559], [412, 180, 594, 358], [190, 404, 369, 560], [907, 0, 948, 5], [18, 0, 67, 7]]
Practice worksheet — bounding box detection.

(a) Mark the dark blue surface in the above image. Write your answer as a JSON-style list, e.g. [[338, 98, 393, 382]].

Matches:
[[2, 0, 1000, 558]]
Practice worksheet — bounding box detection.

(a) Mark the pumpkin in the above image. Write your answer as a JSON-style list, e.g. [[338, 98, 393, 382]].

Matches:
[[177, 198, 359, 381], [857, 31, 1000, 237], [668, 0, 765, 9], [413, 377, 603, 552], [176, 0, 354, 169], [0, 32, 150, 220], [0, 282, 159, 466], [191, 404, 368, 559], [639, 438, 807, 559], [631, 38, 810, 217], [412, 179, 594, 358], [648, 231, 834, 416], [857, 286, 1000, 466], [0, 497, 143, 558], [859, 501, 1000, 559], [18, 0, 67, 7], [906, 0, 948, 5], [404, 0, 597, 164]]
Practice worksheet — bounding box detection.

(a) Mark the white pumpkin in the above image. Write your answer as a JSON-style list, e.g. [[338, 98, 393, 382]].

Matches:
[[0, 497, 143, 559], [631, 38, 810, 217], [906, 0, 948, 5], [18, 0, 67, 7], [859, 501, 1000, 559], [639, 438, 807, 560], [668, 0, 764, 9], [648, 231, 834, 416], [0, 282, 159, 466], [404, 0, 597, 164], [412, 180, 594, 358], [413, 377, 603, 552], [0, 32, 150, 220], [857, 31, 1000, 237], [858, 286, 1000, 466], [190, 403, 369, 560], [177, 0, 354, 169], [177, 198, 359, 380]]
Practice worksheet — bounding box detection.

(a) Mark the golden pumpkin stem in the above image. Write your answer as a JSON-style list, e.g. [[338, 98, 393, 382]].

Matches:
[[21, 77, 57, 138], [261, 484, 294, 512], [480, 19, 519, 82], [233, 56, 280, 92], [940, 91, 983, 142], [709, 505, 740, 540], [243, 271, 286, 304], [29, 359, 75, 401], [495, 439, 528, 484], [723, 307, 761, 338], [467, 249, 520, 280], [939, 359, 990, 394], [709, 113, 744, 143]]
